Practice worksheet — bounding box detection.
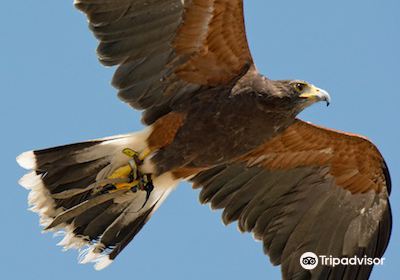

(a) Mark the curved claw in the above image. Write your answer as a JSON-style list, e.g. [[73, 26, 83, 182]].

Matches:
[[140, 178, 154, 209]]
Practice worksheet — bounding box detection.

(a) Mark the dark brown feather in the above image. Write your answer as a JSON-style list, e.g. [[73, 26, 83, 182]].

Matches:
[[19, 134, 170, 266], [75, 0, 254, 124], [191, 119, 391, 280]]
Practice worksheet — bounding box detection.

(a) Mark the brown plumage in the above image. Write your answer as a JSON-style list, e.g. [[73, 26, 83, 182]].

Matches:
[[16, 1, 391, 279], [147, 112, 186, 151], [173, 0, 252, 85], [241, 119, 388, 194]]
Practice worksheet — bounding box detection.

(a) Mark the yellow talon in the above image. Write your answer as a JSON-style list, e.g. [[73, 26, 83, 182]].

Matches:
[[108, 165, 132, 179], [97, 147, 153, 194], [112, 180, 140, 192]]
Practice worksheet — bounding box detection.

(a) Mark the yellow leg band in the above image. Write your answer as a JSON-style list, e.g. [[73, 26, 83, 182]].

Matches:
[[122, 147, 151, 161], [122, 148, 139, 158]]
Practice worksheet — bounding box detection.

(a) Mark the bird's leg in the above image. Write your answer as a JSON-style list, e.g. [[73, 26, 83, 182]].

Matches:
[[94, 148, 155, 208], [103, 148, 144, 192]]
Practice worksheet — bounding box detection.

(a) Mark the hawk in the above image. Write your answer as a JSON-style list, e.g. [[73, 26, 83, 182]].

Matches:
[[17, 1, 391, 279]]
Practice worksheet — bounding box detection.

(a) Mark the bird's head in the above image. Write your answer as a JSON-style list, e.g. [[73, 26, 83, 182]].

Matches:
[[268, 80, 331, 114]]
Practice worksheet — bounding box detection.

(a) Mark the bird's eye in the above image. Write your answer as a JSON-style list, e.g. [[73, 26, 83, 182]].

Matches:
[[293, 82, 306, 93]]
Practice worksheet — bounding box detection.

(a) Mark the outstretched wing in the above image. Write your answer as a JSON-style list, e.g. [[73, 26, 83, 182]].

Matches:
[[191, 119, 391, 279], [75, 0, 254, 124]]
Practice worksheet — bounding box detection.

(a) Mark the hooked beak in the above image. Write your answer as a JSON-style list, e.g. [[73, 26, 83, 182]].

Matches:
[[299, 85, 331, 106]]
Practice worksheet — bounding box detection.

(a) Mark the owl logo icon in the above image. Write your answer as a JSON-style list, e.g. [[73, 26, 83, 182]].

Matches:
[[300, 252, 319, 270]]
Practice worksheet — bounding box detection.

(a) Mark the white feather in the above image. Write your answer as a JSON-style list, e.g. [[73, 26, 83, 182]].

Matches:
[[94, 256, 113, 270], [16, 126, 181, 270], [16, 151, 36, 169], [79, 250, 102, 264], [19, 171, 61, 227], [56, 225, 88, 251], [78, 245, 114, 270], [18, 171, 41, 190]]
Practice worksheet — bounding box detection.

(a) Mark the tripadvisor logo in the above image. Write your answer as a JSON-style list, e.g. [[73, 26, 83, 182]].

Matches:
[[300, 252, 319, 270], [300, 252, 385, 270]]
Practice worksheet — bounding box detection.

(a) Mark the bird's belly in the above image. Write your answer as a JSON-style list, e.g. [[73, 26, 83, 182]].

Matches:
[[151, 108, 293, 175]]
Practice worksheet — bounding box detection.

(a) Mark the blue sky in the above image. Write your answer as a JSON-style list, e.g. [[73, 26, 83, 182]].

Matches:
[[1, 1, 399, 279]]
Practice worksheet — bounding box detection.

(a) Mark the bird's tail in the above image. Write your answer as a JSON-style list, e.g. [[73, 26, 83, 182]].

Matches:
[[16, 129, 179, 270]]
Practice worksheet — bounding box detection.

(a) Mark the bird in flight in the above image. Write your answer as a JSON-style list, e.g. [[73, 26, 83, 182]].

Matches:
[[17, 1, 391, 279]]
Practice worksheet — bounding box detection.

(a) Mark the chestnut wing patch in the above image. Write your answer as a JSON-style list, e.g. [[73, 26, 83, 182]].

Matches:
[[191, 119, 391, 279], [75, 0, 254, 124]]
